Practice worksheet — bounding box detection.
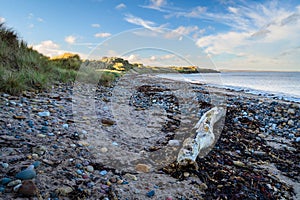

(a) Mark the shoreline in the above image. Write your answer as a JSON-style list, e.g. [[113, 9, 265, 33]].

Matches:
[[0, 74, 299, 199]]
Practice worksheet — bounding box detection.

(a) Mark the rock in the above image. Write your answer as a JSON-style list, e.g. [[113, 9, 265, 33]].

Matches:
[[168, 140, 180, 146], [124, 173, 137, 181], [100, 170, 108, 176], [287, 120, 294, 126], [15, 168, 36, 180], [295, 137, 300, 143], [13, 115, 26, 120], [287, 108, 295, 114], [146, 190, 155, 197], [183, 172, 190, 177], [233, 161, 245, 167], [13, 184, 22, 192], [101, 118, 115, 126], [38, 111, 50, 117], [135, 164, 150, 173], [0, 177, 12, 185], [86, 165, 94, 173], [7, 179, 22, 187], [32, 146, 47, 155], [0, 186, 5, 193], [198, 183, 208, 190], [57, 186, 73, 196], [1, 162, 9, 168], [100, 147, 108, 153], [18, 181, 38, 197], [62, 124, 69, 129]]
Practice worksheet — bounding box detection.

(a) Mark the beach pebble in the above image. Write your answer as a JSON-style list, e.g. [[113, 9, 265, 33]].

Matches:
[[38, 111, 50, 117], [295, 137, 300, 143], [0, 178, 12, 185], [146, 190, 155, 197], [7, 179, 22, 187], [1, 162, 9, 168], [287, 120, 294, 126], [124, 173, 137, 181], [57, 186, 73, 196], [0, 186, 5, 193], [287, 108, 295, 114], [100, 170, 108, 176], [168, 140, 180, 146], [100, 147, 108, 153], [135, 163, 150, 173], [15, 168, 36, 180], [86, 165, 94, 172], [62, 124, 69, 129]]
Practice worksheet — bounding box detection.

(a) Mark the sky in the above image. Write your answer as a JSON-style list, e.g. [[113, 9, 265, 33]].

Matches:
[[1, 0, 300, 71]]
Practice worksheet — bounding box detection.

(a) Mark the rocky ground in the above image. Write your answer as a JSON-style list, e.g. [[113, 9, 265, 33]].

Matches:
[[0, 74, 299, 200]]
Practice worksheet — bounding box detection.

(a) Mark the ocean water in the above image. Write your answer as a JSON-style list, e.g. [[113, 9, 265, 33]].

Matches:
[[158, 72, 300, 103]]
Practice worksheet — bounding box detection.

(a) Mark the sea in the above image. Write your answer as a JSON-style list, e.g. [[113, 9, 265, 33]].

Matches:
[[157, 72, 300, 103]]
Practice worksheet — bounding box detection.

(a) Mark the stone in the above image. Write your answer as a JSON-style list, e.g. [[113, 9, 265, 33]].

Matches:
[[287, 120, 294, 126], [233, 161, 245, 167], [124, 173, 137, 181], [32, 146, 47, 155], [146, 190, 155, 197], [38, 111, 50, 117], [86, 165, 94, 173], [7, 179, 22, 187], [101, 118, 115, 126], [1, 162, 9, 168], [135, 164, 150, 173], [183, 172, 190, 177], [0, 177, 12, 185], [168, 140, 180, 146], [295, 137, 300, 143], [57, 186, 73, 196], [17, 180, 38, 196], [62, 124, 69, 129], [13, 115, 26, 120], [100, 147, 108, 153], [15, 168, 36, 180], [287, 108, 295, 114], [100, 170, 108, 176]]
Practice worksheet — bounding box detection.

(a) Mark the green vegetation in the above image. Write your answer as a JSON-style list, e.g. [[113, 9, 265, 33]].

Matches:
[[0, 24, 218, 94], [0, 23, 78, 94]]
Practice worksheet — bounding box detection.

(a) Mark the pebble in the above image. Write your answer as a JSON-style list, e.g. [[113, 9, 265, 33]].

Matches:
[[15, 168, 36, 180], [38, 111, 50, 117], [135, 163, 150, 173], [1, 162, 9, 168], [168, 140, 180, 146], [32, 161, 41, 168], [100, 170, 108, 176], [146, 190, 155, 197], [0, 177, 12, 185], [100, 147, 108, 153], [296, 137, 300, 143], [57, 186, 73, 196], [86, 165, 94, 172], [13, 183, 22, 192], [0, 186, 5, 193], [183, 172, 190, 177], [287, 120, 294, 126], [124, 173, 137, 181], [287, 108, 295, 114], [18, 181, 38, 197], [62, 124, 69, 129], [233, 161, 245, 167], [7, 179, 22, 187]]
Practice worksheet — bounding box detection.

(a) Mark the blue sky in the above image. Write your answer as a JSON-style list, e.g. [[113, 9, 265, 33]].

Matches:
[[1, 0, 300, 71]]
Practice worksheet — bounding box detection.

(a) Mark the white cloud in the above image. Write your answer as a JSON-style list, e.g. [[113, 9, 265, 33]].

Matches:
[[32, 40, 61, 57], [65, 35, 76, 44], [91, 23, 100, 28], [37, 17, 44, 22], [165, 26, 199, 38], [124, 14, 156, 29], [150, 0, 167, 8], [29, 24, 34, 29], [115, 3, 126, 10], [124, 14, 166, 32], [94, 32, 111, 38], [0, 17, 6, 23], [228, 7, 238, 14]]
